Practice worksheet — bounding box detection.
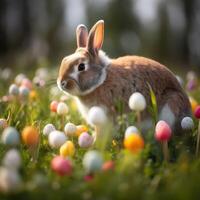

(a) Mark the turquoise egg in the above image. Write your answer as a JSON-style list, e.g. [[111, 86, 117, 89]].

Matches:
[[1, 127, 20, 146]]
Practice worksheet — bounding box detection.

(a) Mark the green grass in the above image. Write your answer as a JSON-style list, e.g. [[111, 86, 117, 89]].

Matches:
[[0, 69, 200, 200]]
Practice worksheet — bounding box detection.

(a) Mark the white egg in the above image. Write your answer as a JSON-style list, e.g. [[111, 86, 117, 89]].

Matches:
[[64, 123, 77, 137], [43, 124, 56, 136], [129, 92, 146, 111], [0, 167, 22, 193], [48, 131, 67, 148], [15, 73, 26, 85], [9, 84, 19, 96], [88, 106, 107, 126], [57, 102, 69, 115], [2, 149, 21, 170], [181, 117, 194, 130], [125, 126, 139, 138], [83, 150, 103, 173]]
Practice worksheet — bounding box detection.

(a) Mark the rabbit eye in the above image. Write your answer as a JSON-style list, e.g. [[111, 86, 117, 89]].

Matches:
[[78, 63, 85, 71]]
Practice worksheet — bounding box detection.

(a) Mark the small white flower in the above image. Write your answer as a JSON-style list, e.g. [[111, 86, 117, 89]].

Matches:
[[88, 106, 107, 126], [129, 92, 146, 111], [181, 117, 194, 130], [57, 102, 69, 115], [125, 126, 139, 139], [64, 123, 77, 137], [43, 124, 56, 136], [2, 149, 21, 170], [48, 131, 67, 148]]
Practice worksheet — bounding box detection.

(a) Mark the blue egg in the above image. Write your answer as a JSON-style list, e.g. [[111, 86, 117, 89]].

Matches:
[[19, 86, 30, 98], [83, 150, 103, 173], [1, 127, 20, 146], [181, 117, 194, 130]]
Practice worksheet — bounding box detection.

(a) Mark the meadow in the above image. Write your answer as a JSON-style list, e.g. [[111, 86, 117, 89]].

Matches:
[[0, 67, 200, 200]]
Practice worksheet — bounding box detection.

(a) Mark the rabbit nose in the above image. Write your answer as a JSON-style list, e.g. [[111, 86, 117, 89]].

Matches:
[[61, 80, 67, 89]]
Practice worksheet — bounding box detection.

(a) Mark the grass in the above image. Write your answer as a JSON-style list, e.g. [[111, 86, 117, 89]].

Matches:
[[0, 68, 200, 200]]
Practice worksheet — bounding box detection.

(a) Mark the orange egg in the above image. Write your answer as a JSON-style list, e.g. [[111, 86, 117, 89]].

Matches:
[[124, 134, 144, 153], [29, 90, 38, 100], [50, 101, 58, 112], [189, 97, 198, 113], [76, 125, 88, 137], [22, 126, 39, 146]]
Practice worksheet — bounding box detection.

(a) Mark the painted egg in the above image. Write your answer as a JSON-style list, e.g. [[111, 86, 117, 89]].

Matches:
[[1, 127, 20, 146], [194, 106, 200, 119], [155, 120, 172, 142], [78, 132, 94, 148], [57, 102, 69, 115], [60, 141, 75, 157], [181, 117, 194, 130], [15, 73, 26, 85], [76, 125, 88, 137], [43, 124, 56, 136], [82, 150, 103, 173], [125, 126, 139, 139], [9, 84, 19, 96], [102, 160, 115, 171], [51, 156, 72, 176], [19, 86, 30, 98], [22, 126, 39, 146], [50, 101, 58, 112], [48, 131, 67, 148], [124, 134, 144, 153], [64, 123, 77, 137], [21, 78, 32, 90]]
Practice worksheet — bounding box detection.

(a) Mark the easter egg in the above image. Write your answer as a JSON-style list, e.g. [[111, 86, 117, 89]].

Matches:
[[88, 106, 107, 126], [0, 167, 22, 193], [9, 84, 19, 96], [181, 117, 194, 130], [57, 102, 69, 115], [124, 134, 144, 153], [29, 90, 38, 100], [76, 125, 88, 137], [43, 124, 56, 136], [189, 97, 198, 113], [51, 156, 72, 176], [19, 86, 30, 98], [194, 106, 200, 119], [64, 123, 77, 137], [78, 132, 94, 148], [15, 73, 26, 85], [0, 118, 7, 130], [60, 141, 75, 157], [2, 149, 21, 170], [22, 126, 39, 146], [48, 131, 67, 148], [155, 120, 172, 142], [82, 150, 103, 173], [102, 161, 115, 171], [129, 92, 146, 111], [125, 126, 139, 139], [21, 78, 32, 90], [1, 127, 20, 146], [50, 101, 58, 112], [84, 174, 94, 182]]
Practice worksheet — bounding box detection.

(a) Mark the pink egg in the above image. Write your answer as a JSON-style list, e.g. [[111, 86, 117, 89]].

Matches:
[[51, 156, 72, 176], [84, 174, 94, 182], [50, 101, 59, 113], [155, 120, 172, 142], [194, 106, 200, 119], [102, 161, 115, 171], [21, 78, 33, 90], [78, 132, 93, 148]]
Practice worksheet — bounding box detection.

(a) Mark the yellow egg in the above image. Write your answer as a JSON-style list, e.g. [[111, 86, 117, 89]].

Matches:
[[29, 90, 38, 100], [60, 141, 75, 157], [76, 125, 88, 137], [22, 126, 39, 146], [124, 134, 144, 154], [189, 96, 198, 113]]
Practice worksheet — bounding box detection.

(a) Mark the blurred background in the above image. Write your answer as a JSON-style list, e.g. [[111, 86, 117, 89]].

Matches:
[[0, 0, 200, 72]]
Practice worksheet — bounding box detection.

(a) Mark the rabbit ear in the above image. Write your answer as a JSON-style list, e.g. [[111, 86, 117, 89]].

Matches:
[[76, 24, 88, 48], [87, 20, 104, 56]]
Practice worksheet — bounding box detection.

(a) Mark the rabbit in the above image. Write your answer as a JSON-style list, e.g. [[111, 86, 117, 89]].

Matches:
[[57, 20, 191, 133]]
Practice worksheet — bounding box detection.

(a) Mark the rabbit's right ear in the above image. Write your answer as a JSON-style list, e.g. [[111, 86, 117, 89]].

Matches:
[[76, 24, 88, 48]]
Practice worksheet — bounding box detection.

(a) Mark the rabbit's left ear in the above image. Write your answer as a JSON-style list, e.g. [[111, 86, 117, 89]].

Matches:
[[87, 20, 104, 56], [76, 24, 88, 48]]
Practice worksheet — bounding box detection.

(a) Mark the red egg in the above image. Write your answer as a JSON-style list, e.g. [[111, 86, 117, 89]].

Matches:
[[51, 156, 72, 176], [102, 161, 115, 171], [84, 174, 94, 182], [194, 106, 200, 119], [50, 101, 59, 112], [155, 120, 172, 142]]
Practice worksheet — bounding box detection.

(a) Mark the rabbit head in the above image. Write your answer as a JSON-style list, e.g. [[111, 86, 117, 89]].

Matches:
[[57, 20, 110, 96]]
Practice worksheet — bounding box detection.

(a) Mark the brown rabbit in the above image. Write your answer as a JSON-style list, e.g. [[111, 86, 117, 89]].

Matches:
[[57, 20, 191, 133]]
